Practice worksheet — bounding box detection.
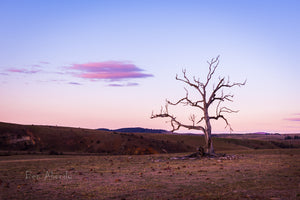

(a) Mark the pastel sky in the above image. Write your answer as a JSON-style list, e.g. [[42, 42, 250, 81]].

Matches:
[[0, 0, 299, 133]]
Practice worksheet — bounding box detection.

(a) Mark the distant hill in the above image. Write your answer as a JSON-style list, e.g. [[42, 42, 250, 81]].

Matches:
[[0, 122, 191, 155], [97, 127, 169, 134], [251, 132, 280, 135]]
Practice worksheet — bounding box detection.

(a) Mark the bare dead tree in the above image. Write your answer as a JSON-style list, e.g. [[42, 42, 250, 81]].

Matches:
[[151, 56, 246, 155]]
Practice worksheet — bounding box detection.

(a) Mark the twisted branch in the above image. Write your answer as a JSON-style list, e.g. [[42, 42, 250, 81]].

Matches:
[[151, 104, 205, 133], [167, 88, 204, 110]]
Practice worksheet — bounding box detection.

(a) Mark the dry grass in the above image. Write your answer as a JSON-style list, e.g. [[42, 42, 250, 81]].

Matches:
[[2, 122, 299, 155], [1, 149, 299, 199]]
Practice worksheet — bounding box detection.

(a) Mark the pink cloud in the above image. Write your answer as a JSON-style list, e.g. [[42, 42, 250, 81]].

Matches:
[[284, 118, 300, 122], [127, 82, 139, 86], [108, 83, 126, 87], [108, 82, 139, 87], [7, 68, 40, 74], [70, 61, 153, 81], [40, 61, 50, 64], [284, 113, 300, 122], [68, 82, 81, 85]]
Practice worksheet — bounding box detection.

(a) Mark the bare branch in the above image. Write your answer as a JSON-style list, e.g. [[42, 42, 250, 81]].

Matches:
[[189, 114, 196, 126], [209, 100, 238, 132], [197, 116, 205, 124], [205, 55, 220, 87], [219, 106, 239, 114], [217, 79, 246, 93], [176, 69, 204, 97], [215, 100, 239, 116], [151, 104, 205, 133], [167, 88, 204, 110], [208, 90, 234, 106], [209, 114, 233, 132], [193, 76, 204, 88], [208, 78, 246, 106]]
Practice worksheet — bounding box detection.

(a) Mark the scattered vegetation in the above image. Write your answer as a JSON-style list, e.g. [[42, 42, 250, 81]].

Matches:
[[285, 135, 300, 140]]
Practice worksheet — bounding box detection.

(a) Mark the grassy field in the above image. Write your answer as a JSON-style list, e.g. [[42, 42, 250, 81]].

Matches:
[[1, 122, 300, 156], [1, 149, 299, 200]]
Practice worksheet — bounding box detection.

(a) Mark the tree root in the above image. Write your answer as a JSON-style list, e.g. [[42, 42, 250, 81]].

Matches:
[[170, 146, 238, 160]]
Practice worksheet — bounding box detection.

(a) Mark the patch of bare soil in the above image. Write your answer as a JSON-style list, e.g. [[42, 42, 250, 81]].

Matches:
[[0, 158, 66, 163]]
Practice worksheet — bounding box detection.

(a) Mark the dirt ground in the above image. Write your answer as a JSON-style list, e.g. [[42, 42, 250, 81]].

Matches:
[[0, 149, 299, 200]]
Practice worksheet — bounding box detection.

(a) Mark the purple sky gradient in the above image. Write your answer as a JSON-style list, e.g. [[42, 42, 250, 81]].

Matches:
[[0, 0, 299, 133]]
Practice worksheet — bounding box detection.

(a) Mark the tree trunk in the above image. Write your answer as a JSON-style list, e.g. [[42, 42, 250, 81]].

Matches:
[[204, 112, 214, 155], [204, 130, 214, 155]]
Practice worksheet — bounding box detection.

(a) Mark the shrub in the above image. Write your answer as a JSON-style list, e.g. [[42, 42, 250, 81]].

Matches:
[[49, 150, 59, 155], [285, 136, 292, 140]]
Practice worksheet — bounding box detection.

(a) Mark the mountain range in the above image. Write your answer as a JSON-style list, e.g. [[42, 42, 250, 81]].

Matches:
[[97, 127, 169, 134]]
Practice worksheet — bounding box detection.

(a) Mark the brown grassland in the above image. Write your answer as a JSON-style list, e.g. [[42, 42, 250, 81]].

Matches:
[[0, 122, 300, 199], [0, 149, 299, 200]]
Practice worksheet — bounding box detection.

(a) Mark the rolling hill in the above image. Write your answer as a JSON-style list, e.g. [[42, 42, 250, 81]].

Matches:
[[0, 122, 298, 155]]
